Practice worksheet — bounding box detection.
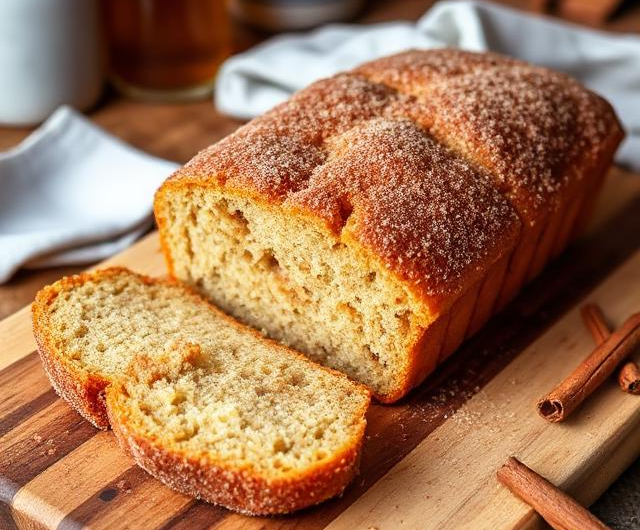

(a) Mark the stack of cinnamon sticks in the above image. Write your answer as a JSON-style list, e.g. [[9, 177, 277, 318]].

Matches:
[[582, 304, 640, 395], [537, 304, 640, 422]]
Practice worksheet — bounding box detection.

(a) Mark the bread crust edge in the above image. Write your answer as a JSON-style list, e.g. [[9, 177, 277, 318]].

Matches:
[[106, 379, 368, 515], [32, 272, 116, 429]]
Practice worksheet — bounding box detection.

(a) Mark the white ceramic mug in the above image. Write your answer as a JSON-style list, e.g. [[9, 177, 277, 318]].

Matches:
[[0, 0, 104, 126]]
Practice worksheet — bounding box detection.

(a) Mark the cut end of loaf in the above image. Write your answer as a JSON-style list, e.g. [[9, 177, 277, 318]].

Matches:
[[155, 184, 433, 400]]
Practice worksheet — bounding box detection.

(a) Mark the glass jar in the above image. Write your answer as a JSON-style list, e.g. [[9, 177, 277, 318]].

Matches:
[[102, 0, 231, 102]]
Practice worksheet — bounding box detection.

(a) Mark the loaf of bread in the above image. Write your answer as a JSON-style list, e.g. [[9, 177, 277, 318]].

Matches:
[[32, 268, 370, 514], [155, 49, 624, 402]]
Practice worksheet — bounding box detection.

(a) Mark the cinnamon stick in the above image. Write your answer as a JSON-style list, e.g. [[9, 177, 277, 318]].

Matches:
[[581, 304, 611, 345], [537, 312, 640, 422], [497, 457, 611, 530], [581, 303, 640, 395], [618, 362, 640, 395]]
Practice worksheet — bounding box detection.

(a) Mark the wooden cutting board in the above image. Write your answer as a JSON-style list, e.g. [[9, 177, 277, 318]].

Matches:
[[1, 169, 639, 530]]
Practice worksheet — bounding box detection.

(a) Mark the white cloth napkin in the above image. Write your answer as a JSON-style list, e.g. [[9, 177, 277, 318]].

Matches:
[[215, 0, 640, 171], [0, 106, 178, 283]]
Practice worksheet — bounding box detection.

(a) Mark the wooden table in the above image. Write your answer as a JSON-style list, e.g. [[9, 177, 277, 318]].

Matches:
[[1, 0, 639, 526]]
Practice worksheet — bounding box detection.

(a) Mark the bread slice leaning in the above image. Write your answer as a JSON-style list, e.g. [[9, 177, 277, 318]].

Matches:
[[32, 267, 370, 514]]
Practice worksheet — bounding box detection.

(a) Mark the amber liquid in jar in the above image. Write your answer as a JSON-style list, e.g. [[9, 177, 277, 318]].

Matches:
[[102, 0, 231, 101]]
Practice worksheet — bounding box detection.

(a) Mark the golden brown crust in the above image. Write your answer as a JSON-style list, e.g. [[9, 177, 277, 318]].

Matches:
[[160, 49, 622, 313], [356, 49, 624, 221], [106, 369, 368, 515], [31, 269, 136, 429]]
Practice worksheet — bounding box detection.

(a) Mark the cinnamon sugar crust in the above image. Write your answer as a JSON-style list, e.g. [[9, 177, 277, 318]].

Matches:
[[176, 73, 397, 199], [357, 49, 621, 220]]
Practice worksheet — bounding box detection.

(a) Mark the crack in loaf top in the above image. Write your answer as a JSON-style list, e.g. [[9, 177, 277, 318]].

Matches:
[[177, 73, 399, 197], [287, 118, 520, 311], [356, 49, 620, 222]]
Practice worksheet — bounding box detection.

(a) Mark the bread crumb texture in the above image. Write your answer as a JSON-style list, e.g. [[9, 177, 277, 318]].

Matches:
[[33, 268, 370, 514]]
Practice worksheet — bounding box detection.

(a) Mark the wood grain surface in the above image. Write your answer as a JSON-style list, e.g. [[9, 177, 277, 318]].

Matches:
[[0, 169, 639, 530], [1, 3, 640, 528]]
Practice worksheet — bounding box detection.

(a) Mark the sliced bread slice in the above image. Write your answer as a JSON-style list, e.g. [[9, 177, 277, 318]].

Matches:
[[32, 267, 370, 514], [107, 342, 368, 514]]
